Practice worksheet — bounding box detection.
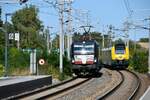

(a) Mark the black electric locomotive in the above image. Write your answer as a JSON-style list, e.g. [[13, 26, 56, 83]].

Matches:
[[71, 40, 101, 75]]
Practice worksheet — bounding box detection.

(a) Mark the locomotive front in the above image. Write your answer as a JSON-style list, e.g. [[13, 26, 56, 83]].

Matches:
[[71, 40, 100, 75]]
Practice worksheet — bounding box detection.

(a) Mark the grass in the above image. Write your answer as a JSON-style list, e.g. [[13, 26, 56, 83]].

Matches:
[[7, 67, 30, 76], [3, 64, 71, 81]]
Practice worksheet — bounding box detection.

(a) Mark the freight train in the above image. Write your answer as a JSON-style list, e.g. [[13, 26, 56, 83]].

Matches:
[[71, 40, 101, 75], [101, 43, 129, 69]]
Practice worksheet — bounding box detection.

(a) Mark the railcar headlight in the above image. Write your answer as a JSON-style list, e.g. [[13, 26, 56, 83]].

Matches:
[[119, 56, 122, 58], [94, 59, 97, 62]]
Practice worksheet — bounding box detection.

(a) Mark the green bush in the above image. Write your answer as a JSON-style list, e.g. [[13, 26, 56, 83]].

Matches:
[[46, 50, 72, 80], [47, 50, 72, 75], [8, 48, 29, 68], [0, 48, 4, 65], [0, 64, 4, 76], [47, 50, 59, 67], [63, 56, 72, 76], [6, 48, 30, 75], [130, 51, 148, 73], [58, 72, 67, 81]]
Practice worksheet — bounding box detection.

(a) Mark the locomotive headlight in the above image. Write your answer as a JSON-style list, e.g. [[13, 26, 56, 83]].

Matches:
[[94, 59, 97, 62], [81, 49, 86, 54], [72, 60, 75, 63]]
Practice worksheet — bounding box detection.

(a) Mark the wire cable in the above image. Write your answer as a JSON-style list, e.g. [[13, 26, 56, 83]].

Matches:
[[123, 0, 132, 16]]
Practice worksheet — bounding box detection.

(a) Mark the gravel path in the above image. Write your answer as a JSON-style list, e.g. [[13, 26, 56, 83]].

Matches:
[[134, 73, 150, 100]]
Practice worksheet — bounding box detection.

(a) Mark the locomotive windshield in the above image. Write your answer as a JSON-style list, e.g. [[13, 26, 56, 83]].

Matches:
[[115, 44, 125, 54], [73, 44, 94, 54]]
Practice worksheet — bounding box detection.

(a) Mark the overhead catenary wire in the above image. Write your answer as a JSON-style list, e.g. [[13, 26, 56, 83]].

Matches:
[[122, 0, 133, 47], [40, 0, 65, 73], [39, 11, 58, 16], [123, 0, 132, 16]]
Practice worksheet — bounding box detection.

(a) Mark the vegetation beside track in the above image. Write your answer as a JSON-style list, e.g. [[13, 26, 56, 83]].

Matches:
[[129, 40, 148, 73]]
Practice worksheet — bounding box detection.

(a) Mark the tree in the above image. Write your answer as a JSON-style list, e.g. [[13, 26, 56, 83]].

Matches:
[[0, 7, 3, 27], [0, 6, 4, 48], [52, 34, 59, 49], [90, 32, 102, 46], [0, 29, 4, 48], [73, 32, 82, 41], [12, 5, 42, 49], [139, 38, 149, 42]]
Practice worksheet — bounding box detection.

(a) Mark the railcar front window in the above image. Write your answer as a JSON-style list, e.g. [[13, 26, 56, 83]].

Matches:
[[115, 50, 125, 54], [115, 45, 125, 54]]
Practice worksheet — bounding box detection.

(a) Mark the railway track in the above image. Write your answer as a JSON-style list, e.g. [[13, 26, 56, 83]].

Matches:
[[5, 68, 140, 100], [97, 69, 141, 100], [5, 68, 112, 100], [126, 70, 141, 100], [10, 77, 91, 100]]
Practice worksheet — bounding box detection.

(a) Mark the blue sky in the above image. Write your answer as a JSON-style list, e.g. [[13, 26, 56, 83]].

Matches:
[[1, 0, 150, 41]]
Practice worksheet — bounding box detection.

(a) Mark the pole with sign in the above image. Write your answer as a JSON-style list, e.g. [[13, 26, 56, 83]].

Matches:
[[37, 59, 45, 75], [39, 59, 45, 65], [15, 32, 20, 49], [8, 32, 20, 49]]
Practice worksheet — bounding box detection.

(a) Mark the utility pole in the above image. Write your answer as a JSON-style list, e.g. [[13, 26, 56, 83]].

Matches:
[[46, 27, 50, 54], [4, 13, 12, 76], [102, 35, 105, 48], [48, 26, 53, 53], [108, 25, 113, 47], [47, 26, 53, 53], [0, 6, 2, 23], [145, 17, 150, 73], [102, 25, 105, 48], [66, 0, 72, 60], [58, 0, 64, 73], [133, 28, 137, 52], [43, 0, 65, 73], [123, 20, 130, 47], [4, 13, 11, 76], [62, 1, 64, 56]]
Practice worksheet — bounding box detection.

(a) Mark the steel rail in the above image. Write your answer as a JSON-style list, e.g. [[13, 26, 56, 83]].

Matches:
[[96, 69, 141, 100], [7, 77, 77, 99], [96, 70, 124, 100], [38, 78, 92, 100], [125, 69, 141, 100], [11, 77, 92, 100]]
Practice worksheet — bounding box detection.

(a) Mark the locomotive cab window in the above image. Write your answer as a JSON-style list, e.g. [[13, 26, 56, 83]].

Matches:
[[73, 44, 94, 54], [84, 45, 94, 52]]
